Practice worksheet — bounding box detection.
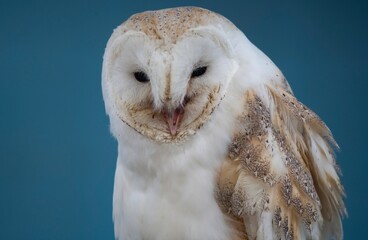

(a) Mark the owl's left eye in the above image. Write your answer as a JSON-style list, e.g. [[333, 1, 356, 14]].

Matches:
[[133, 71, 150, 83], [191, 66, 207, 78]]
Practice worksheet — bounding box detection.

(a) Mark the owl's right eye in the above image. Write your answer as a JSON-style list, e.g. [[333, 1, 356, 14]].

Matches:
[[133, 71, 150, 83]]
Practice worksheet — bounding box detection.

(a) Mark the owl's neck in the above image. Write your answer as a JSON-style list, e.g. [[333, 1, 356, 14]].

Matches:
[[112, 81, 246, 240], [113, 132, 232, 240]]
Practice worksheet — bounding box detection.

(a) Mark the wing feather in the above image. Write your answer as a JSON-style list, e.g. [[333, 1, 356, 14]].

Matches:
[[217, 85, 346, 240]]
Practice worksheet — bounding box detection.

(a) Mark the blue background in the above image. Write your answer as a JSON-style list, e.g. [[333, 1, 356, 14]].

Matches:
[[0, 0, 367, 239]]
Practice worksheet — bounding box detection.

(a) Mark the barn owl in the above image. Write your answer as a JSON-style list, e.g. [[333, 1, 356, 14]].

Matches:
[[102, 7, 346, 240]]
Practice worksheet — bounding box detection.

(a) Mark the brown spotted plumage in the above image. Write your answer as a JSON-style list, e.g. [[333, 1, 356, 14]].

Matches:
[[121, 7, 236, 43], [217, 86, 346, 239]]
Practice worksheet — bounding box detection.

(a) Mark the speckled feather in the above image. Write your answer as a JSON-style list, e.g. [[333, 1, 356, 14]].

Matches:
[[217, 86, 346, 239], [120, 7, 236, 43]]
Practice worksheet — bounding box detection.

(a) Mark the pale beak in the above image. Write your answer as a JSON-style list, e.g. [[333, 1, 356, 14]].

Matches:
[[163, 107, 184, 136]]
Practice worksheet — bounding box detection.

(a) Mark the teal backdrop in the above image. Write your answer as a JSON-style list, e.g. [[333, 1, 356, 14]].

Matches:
[[0, 0, 367, 239]]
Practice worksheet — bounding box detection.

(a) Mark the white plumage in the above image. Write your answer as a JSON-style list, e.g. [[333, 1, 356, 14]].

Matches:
[[102, 7, 345, 240]]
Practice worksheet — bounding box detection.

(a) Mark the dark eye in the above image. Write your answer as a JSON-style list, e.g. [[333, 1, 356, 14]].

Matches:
[[191, 66, 207, 78], [133, 71, 150, 83]]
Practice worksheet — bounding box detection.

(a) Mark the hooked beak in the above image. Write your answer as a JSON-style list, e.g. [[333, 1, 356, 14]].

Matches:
[[162, 107, 184, 136]]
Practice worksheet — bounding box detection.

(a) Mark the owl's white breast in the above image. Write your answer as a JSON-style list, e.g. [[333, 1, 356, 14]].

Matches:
[[111, 79, 246, 240]]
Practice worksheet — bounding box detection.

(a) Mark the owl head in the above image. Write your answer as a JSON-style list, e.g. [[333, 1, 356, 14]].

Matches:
[[102, 7, 280, 143]]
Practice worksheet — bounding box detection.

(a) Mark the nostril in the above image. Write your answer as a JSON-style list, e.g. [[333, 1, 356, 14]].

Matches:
[[183, 96, 190, 106]]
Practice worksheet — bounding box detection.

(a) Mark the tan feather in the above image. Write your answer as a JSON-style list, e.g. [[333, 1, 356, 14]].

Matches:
[[216, 86, 346, 240]]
